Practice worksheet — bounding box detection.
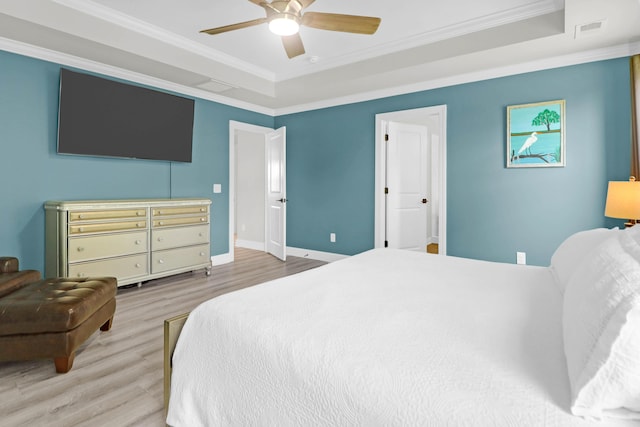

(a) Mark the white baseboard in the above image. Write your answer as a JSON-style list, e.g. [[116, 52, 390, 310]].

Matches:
[[211, 253, 233, 266], [235, 239, 265, 251], [212, 246, 349, 266], [286, 247, 349, 263]]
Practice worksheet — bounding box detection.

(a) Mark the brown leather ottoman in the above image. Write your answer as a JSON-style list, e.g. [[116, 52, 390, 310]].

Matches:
[[0, 277, 117, 373]]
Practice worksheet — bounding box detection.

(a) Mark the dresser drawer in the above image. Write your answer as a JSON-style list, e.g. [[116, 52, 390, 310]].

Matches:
[[152, 216, 208, 228], [152, 206, 208, 217], [68, 254, 148, 281], [151, 244, 210, 274], [68, 231, 148, 262], [69, 220, 147, 235], [69, 208, 147, 222], [152, 225, 209, 251]]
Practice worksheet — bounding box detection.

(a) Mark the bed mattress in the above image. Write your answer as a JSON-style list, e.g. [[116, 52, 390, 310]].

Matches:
[[167, 249, 639, 426]]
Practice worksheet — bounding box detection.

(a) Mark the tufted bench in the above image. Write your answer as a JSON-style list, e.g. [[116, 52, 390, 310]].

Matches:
[[0, 276, 117, 373]]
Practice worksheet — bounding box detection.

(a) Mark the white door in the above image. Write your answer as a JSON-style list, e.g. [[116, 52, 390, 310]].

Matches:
[[386, 121, 429, 251], [266, 127, 287, 261]]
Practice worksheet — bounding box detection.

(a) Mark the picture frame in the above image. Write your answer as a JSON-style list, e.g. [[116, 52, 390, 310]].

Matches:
[[506, 99, 565, 168]]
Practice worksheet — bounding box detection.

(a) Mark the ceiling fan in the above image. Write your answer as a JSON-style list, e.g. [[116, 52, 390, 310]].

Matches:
[[200, 0, 381, 59]]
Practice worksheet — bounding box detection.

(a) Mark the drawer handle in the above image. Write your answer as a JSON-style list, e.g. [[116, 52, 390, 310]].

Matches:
[[159, 221, 164, 226], [77, 273, 85, 277], [78, 214, 84, 219], [137, 211, 144, 216], [199, 233, 204, 237], [200, 208, 205, 212], [137, 223, 143, 227], [157, 210, 162, 215], [135, 263, 141, 268], [200, 218, 205, 222], [200, 252, 205, 256], [157, 237, 164, 242], [158, 259, 164, 264], [78, 227, 84, 232], [77, 247, 84, 252], [135, 240, 142, 245]]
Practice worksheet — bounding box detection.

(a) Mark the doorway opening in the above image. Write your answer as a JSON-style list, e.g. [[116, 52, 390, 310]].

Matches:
[[229, 121, 287, 263], [374, 105, 447, 255]]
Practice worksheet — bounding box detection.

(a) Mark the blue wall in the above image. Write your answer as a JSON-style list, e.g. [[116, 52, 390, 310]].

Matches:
[[0, 50, 273, 273], [277, 58, 632, 265], [0, 47, 632, 273]]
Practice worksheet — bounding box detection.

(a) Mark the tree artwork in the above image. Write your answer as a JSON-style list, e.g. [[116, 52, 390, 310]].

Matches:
[[531, 109, 561, 131]]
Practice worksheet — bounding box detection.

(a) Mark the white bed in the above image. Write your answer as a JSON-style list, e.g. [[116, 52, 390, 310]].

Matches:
[[167, 229, 640, 426]]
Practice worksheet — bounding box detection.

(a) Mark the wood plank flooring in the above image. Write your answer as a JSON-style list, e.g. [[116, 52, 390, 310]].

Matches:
[[0, 248, 326, 426]]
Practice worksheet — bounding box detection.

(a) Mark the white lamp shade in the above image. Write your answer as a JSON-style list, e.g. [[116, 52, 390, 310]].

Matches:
[[605, 180, 640, 219], [269, 16, 299, 36]]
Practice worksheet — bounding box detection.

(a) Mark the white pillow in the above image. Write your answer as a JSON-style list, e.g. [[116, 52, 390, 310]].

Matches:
[[563, 227, 640, 420], [550, 228, 618, 293]]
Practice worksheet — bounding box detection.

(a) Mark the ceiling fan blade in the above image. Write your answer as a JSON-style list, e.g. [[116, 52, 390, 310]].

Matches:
[[200, 18, 268, 35], [302, 12, 381, 34], [282, 33, 305, 58]]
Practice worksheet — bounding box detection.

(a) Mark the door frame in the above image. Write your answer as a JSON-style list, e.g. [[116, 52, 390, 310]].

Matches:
[[229, 120, 278, 262], [374, 105, 447, 254]]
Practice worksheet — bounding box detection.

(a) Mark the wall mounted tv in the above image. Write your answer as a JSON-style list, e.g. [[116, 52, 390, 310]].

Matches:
[[57, 68, 194, 162]]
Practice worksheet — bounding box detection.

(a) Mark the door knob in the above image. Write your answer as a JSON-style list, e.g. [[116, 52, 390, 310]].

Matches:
[[277, 198, 288, 203], [421, 198, 428, 204]]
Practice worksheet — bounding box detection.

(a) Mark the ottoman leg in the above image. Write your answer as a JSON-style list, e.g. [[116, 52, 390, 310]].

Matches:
[[100, 316, 114, 331], [54, 353, 75, 373]]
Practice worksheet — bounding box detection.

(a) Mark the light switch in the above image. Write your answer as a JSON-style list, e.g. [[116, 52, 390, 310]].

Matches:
[[213, 184, 222, 194]]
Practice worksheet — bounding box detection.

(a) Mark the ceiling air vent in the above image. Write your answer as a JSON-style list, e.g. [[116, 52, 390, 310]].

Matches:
[[574, 19, 606, 39], [196, 79, 235, 93]]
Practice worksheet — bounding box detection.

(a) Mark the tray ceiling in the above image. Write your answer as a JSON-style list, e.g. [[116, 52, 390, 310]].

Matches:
[[0, 0, 639, 113]]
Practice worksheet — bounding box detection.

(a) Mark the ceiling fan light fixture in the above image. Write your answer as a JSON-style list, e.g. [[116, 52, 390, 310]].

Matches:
[[200, 1, 381, 59], [269, 14, 300, 36]]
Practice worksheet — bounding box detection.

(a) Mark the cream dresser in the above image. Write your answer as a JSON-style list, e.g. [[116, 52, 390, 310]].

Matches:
[[45, 198, 211, 287]]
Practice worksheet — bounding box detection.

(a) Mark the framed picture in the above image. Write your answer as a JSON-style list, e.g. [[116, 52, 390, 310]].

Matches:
[[507, 99, 565, 168]]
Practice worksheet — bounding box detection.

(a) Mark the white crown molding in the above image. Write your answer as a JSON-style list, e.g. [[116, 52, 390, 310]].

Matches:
[[0, 36, 275, 116], [274, 0, 564, 81], [51, 0, 276, 81], [1, 34, 638, 118], [274, 40, 640, 116]]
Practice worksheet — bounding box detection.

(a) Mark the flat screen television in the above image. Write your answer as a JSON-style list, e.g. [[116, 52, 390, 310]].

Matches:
[[57, 68, 194, 162]]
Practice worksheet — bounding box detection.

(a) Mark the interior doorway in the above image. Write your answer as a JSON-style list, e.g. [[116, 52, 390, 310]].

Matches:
[[374, 105, 447, 255], [229, 121, 287, 262]]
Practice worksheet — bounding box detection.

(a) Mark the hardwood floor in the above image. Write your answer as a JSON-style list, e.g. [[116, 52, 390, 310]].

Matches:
[[0, 248, 326, 426]]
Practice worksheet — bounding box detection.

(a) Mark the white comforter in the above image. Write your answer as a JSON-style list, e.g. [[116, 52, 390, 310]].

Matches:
[[167, 249, 639, 426]]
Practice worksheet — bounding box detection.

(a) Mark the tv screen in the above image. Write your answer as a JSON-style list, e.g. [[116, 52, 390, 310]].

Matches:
[[57, 68, 194, 162]]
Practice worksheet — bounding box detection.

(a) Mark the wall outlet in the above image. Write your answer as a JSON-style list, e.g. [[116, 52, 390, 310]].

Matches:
[[330, 233, 336, 243], [516, 251, 526, 265], [213, 183, 222, 193]]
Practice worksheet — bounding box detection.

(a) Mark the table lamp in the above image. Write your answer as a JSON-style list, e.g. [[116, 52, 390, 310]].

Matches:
[[605, 176, 640, 227]]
